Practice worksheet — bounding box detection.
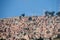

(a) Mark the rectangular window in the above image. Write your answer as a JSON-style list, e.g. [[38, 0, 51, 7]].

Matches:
[[56, 19, 60, 23], [58, 29, 60, 32]]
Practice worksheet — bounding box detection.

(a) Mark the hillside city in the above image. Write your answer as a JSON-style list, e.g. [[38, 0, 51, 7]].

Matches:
[[0, 11, 60, 40]]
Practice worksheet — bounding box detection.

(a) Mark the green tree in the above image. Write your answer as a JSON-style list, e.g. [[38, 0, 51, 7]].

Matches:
[[21, 13, 25, 17], [45, 11, 55, 16], [56, 12, 60, 16]]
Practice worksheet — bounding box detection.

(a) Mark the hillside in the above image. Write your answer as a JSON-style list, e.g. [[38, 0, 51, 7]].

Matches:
[[0, 16, 60, 40]]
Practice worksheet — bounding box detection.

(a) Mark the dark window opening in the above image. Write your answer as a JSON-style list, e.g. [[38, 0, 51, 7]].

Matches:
[[1, 20, 4, 22], [46, 30, 50, 34], [0, 38, 6, 40], [34, 23, 36, 25], [58, 29, 60, 32], [13, 37, 15, 39], [34, 32, 36, 34], [56, 19, 60, 23], [49, 37, 52, 40], [0, 30, 3, 32], [57, 34, 60, 38], [6, 23, 9, 25], [8, 34, 11, 37], [37, 37, 43, 40], [24, 33, 26, 36], [21, 38, 26, 40], [4, 28, 7, 32], [33, 19, 36, 21], [24, 28, 29, 30]]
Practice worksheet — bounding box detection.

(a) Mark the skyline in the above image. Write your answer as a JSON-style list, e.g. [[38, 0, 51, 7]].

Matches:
[[0, 0, 59, 18]]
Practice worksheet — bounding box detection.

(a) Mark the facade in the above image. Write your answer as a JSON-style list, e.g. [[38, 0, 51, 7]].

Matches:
[[0, 16, 60, 40]]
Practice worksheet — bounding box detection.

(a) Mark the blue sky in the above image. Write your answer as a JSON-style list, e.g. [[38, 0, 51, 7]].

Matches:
[[0, 0, 59, 18], [57, 0, 60, 11]]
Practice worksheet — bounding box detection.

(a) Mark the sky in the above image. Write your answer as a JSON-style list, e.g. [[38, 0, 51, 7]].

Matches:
[[0, 0, 59, 18], [57, 0, 60, 11]]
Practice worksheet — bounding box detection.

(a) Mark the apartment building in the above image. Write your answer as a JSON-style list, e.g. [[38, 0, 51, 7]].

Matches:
[[0, 15, 60, 40]]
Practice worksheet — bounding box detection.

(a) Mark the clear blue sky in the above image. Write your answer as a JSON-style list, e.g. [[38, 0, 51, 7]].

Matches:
[[0, 0, 59, 18], [57, 0, 60, 11]]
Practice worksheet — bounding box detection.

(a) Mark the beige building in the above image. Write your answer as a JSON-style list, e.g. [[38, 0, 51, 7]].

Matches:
[[0, 16, 60, 40]]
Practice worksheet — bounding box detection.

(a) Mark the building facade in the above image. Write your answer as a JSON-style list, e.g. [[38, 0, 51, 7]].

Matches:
[[0, 16, 60, 40]]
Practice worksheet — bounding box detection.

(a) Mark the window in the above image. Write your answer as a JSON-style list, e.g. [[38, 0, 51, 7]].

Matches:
[[33, 19, 36, 21], [56, 18, 60, 23], [24, 33, 26, 36], [21, 38, 26, 40], [8, 34, 11, 38], [24, 28, 29, 30], [1, 20, 4, 22], [37, 37, 43, 40], [58, 29, 60, 32], [0, 38, 6, 40], [46, 30, 50, 34], [0, 30, 3, 32], [57, 34, 60, 38]]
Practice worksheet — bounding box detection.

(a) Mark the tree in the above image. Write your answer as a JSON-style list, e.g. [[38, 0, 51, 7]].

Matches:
[[21, 13, 25, 17], [28, 17, 32, 21], [56, 12, 60, 16], [45, 11, 49, 16], [50, 11, 55, 16], [45, 11, 55, 16]]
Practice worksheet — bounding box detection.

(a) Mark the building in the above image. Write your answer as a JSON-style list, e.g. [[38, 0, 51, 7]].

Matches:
[[0, 16, 60, 40]]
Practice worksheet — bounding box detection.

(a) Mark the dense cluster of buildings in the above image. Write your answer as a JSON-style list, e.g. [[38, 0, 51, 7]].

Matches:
[[0, 15, 60, 40]]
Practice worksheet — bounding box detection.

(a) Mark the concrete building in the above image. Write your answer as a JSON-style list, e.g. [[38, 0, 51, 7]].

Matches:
[[0, 16, 60, 40]]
